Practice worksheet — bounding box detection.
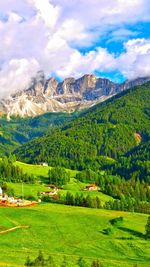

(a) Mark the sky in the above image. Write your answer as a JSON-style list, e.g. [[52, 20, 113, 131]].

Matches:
[[0, 0, 150, 98]]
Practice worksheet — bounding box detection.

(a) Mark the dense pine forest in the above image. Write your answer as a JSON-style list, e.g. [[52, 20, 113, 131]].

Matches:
[[15, 83, 150, 182]]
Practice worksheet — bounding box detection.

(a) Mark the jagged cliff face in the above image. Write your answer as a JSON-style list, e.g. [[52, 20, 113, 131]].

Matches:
[[0, 74, 149, 118]]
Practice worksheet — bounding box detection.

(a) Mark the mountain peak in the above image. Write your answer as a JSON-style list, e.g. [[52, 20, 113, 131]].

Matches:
[[0, 75, 149, 118]]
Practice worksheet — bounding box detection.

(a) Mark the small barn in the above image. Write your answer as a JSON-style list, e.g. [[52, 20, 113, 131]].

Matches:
[[84, 184, 98, 191], [39, 162, 48, 167]]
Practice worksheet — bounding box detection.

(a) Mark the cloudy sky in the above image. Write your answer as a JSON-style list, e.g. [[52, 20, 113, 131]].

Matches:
[[0, 0, 150, 97]]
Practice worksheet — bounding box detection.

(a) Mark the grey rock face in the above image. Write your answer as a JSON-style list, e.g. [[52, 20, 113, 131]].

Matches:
[[0, 74, 149, 118]]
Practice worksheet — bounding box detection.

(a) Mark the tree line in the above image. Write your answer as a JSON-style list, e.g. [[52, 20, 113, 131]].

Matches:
[[25, 250, 104, 267], [0, 156, 36, 184], [76, 169, 150, 202], [48, 167, 70, 186]]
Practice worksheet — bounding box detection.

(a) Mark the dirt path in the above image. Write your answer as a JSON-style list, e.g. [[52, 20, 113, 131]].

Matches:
[[0, 225, 30, 234]]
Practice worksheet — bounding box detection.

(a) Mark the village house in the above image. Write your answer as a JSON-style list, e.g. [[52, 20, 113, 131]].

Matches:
[[47, 184, 56, 189], [39, 162, 48, 167], [40, 188, 58, 197], [84, 184, 98, 191]]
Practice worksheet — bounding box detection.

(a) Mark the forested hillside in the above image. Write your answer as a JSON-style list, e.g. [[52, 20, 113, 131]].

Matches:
[[15, 82, 150, 179], [0, 112, 79, 156]]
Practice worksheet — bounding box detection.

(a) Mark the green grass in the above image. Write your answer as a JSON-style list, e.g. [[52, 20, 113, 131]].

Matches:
[[7, 183, 48, 199], [14, 161, 78, 181], [0, 204, 149, 267], [62, 178, 113, 204], [14, 161, 52, 178], [7, 179, 113, 204], [1, 160, 149, 266], [0, 159, 110, 205], [11, 161, 112, 203]]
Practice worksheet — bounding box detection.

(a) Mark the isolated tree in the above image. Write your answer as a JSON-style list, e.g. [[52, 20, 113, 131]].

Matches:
[[33, 250, 45, 266], [145, 216, 150, 239], [91, 259, 103, 267], [61, 256, 67, 267], [46, 255, 55, 267], [77, 257, 87, 267], [24, 256, 32, 266]]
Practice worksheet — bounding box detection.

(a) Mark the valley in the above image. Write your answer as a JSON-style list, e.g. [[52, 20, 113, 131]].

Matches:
[[1, 1, 150, 267], [0, 81, 150, 267]]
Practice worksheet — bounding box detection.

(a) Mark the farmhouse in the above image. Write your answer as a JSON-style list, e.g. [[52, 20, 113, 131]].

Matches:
[[84, 184, 98, 191], [39, 162, 48, 166], [47, 184, 56, 189], [40, 188, 58, 196]]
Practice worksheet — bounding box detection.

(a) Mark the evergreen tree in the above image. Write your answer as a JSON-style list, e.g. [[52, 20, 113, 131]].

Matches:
[[61, 256, 67, 267], [77, 257, 87, 267], [24, 256, 32, 266], [91, 259, 103, 267], [34, 250, 45, 266], [46, 255, 55, 267]]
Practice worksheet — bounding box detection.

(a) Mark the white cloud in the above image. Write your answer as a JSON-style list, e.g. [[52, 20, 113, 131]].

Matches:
[[56, 48, 117, 78], [118, 38, 150, 79], [0, 58, 40, 99], [31, 0, 60, 28], [0, 0, 150, 98]]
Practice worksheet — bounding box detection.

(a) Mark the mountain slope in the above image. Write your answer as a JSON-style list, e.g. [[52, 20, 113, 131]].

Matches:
[[15, 82, 150, 170], [0, 74, 149, 117], [0, 111, 79, 156]]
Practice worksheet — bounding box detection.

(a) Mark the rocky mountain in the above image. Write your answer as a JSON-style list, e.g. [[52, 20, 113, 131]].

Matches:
[[0, 73, 149, 118]]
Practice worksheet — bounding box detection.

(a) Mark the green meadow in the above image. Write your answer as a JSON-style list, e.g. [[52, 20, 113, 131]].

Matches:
[[0, 204, 149, 267], [11, 161, 113, 204], [14, 161, 78, 179], [1, 160, 150, 267], [8, 180, 113, 205]]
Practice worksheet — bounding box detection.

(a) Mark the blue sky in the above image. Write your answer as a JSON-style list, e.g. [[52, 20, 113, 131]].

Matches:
[[0, 0, 150, 97]]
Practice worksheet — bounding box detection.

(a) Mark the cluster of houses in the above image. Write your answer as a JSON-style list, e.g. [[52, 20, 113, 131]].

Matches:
[[0, 187, 35, 207], [0, 187, 23, 206], [40, 184, 99, 197], [40, 183, 99, 196], [0, 182, 99, 207]]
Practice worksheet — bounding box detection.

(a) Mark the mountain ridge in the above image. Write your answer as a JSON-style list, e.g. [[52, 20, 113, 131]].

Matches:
[[0, 74, 149, 118]]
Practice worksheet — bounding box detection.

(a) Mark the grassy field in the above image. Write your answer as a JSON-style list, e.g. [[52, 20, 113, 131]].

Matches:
[[14, 161, 78, 179], [10, 161, 113, 203], [7, 179, 113, 204], [0, 204, 149, 267], [1, 160, 149, 267]]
